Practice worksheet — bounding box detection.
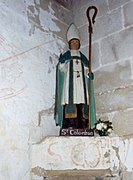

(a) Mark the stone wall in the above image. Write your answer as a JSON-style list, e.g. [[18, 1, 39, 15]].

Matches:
[[73, 0, 133, 137], [72, 0, 133, 179]]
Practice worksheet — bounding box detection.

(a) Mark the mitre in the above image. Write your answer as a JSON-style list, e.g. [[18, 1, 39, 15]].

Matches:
[[66, 23, 80, 42]]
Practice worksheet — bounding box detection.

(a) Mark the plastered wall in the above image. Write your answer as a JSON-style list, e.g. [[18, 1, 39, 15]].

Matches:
[[0, 0, 71, 179]]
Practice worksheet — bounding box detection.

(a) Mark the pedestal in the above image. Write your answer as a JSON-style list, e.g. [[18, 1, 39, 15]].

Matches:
[[31, 136, 120, 179]]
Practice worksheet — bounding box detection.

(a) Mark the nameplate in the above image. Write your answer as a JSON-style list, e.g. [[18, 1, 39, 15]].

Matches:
[[60, 128, 94, 136]]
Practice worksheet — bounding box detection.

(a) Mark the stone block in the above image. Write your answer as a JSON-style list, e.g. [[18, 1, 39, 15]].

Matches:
[[108, 0, 130, 10], [123, 1, 133, 27], [32, 136, 133, 180], [72, 0, 82, 12], [55, 0, 73, 10], [94, 60, 133, 94], [73, 0, 108, 28], [96, 110, 133, 137], [79, 8, 122, 44], [31, 174, 96, 180], [102, 178, 120, 180], [101, 27, 133, 64], [92, 42, 100, 70], [81, 0, 94, 8], [119, 137, 133, 172], [79, 24, 89, 46], [31, 175, 121, 180], [93, 8, 122, 41], [31, 174, 43, 180], [31, 136, 120, 178], [73, 5, 88, 28], [48, 176, 96, 180], [37, 0, 71, 25], [81, 42, 100, 70], [122, 171, 133, 180], [50, 0, 72, 25], [26, 0, 69, 40], [112, 108, 133, 136], [95, 84, 133, 114], [53, 21, 68, 40], [84, 0, 108, 18]]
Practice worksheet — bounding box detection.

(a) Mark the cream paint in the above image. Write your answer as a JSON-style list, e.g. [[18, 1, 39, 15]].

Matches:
[[31, 136, 133, 179], [0, 0, 133, 179], [0, 0, 65, 179]]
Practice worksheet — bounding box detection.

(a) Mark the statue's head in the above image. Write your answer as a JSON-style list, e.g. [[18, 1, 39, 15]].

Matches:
[[69, 38, 80, 50], [66, 23, 80, 50]]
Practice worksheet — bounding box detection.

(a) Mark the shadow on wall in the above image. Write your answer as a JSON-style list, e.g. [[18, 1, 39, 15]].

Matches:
[[54, 0, 72, 9], [26, 0, 65, 37]]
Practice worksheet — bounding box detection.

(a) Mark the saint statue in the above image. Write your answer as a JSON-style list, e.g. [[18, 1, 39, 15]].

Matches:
[[54, 23, 96, 129]]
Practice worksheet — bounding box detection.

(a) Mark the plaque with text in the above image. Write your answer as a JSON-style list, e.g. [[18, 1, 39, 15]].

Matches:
[[60, 128, 94, 136]]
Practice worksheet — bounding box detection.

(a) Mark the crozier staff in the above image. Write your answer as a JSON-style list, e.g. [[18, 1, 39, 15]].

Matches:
[[54, 23, 96, 129]]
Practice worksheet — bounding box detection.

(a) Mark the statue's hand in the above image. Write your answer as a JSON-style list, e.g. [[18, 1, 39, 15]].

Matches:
[[59, 54, 65, 63], [88, 72, 94, 80]]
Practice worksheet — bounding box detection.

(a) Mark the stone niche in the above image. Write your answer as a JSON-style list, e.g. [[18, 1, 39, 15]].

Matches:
[[31, 136, 121, 179]]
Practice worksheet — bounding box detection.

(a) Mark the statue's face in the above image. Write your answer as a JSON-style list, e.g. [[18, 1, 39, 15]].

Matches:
[[69, 39, 80, 50]]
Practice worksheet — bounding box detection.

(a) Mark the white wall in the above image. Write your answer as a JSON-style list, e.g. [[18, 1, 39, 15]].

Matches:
[[0, 0, 70, 179]]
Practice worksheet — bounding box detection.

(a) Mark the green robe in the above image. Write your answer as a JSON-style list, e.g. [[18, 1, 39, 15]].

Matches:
[[54, 50, 96, 128]]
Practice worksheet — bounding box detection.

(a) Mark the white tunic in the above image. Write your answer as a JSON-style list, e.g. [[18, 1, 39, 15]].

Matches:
[[60, 50, 88, 105]]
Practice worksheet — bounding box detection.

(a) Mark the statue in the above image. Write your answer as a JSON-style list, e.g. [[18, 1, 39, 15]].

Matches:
[[54, 23, 96, 131]]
